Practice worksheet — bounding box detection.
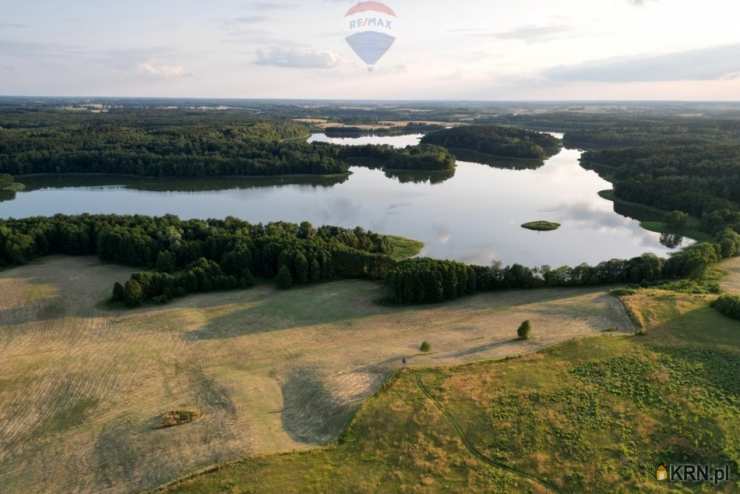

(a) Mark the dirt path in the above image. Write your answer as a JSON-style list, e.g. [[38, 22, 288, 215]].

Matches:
[[0, 256, 634, 494]]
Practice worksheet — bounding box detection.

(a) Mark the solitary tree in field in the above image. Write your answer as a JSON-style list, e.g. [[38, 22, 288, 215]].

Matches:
[[517, 320, 532, 340], [420, 341, 431, 352]]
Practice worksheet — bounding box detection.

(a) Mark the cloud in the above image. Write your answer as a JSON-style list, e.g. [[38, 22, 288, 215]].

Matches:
[[543, 44, 740, 83], [251, 1, 298, 10], [137, 61, 190, 80], [232, 15, 268, 24], [0, 39, 88, 59], [255, 47, 340, 69], [487, 25, 574, 44]]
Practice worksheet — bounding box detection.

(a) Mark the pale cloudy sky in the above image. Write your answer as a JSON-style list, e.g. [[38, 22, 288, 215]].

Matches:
[[1, 0, 740, 100]]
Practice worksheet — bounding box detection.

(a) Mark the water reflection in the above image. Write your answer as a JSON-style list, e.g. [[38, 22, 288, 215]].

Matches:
[[660, 232, 685, 249], [0, 134, 692, 267], [384, 168, 455, 185], [19, 174, 349, 193], [448, 148, 545, 170], [308, 133, 423, 147]]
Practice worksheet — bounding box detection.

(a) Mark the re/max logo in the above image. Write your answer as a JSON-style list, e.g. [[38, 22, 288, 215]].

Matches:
[[349, 17, 392, 30], [665, 464, 732, 485]]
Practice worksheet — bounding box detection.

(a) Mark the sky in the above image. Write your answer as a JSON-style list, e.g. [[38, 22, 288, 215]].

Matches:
[[1, 0, 740, 100]]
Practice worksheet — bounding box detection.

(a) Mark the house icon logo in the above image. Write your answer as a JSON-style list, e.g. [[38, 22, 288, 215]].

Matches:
[[656, 464, 669, 481]]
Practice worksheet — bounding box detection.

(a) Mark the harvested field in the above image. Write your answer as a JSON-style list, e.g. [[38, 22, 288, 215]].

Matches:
[[0, 256, 633, 493]]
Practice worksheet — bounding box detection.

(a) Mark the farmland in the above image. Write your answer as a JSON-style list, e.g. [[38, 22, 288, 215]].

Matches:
[[0, 256, 633, 493], [163, 261, 740, 494]]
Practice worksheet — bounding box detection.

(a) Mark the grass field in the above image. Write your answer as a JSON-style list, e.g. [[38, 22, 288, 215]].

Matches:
[[0, 256, 633, 494], [163, 266, 740, 493]]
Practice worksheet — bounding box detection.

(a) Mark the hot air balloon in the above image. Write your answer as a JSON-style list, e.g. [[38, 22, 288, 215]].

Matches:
[[344, 1, 397, 70]]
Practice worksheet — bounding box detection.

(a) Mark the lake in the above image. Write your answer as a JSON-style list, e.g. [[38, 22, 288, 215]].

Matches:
[[0, 133, 689, 267]]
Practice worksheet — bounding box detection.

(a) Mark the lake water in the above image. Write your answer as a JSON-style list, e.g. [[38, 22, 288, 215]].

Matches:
[[0, 133, 689, 267]]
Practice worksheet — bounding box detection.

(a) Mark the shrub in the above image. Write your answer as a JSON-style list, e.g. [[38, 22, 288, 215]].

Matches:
[[517, 320, 532, 340], [712, 294, 740, 320], [155, 410, 199, 429], [123, 279, 144, 307], [419, 341, 431, 352], [276, 265, 293, 290], [610, 288, 637, 297]]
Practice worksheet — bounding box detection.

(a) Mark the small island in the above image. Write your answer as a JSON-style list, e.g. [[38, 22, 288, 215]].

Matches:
[[522, 221, 561, 232]]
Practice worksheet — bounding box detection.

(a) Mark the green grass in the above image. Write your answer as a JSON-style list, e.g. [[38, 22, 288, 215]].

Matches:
[[521, 221, 561, 232], [386, 235, 424, 260], [163, 291, 740, 493]]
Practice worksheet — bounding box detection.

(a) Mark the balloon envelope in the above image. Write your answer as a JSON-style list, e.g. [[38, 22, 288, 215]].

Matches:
[[345, 31, 396, 67]]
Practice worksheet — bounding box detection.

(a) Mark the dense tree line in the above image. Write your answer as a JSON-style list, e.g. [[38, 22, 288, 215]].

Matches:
[[340, 144, 456, 171], [1, 213, 738, 307], [386, 230, 740, 304], [323, 123, 443, 137], [486, 111, 740, 236], [0, 112, 460, 177], [421, 125, 561, 161], [0, 122, 347, 177], [581, 145, 740, 232], [0, 214, 401, 306]]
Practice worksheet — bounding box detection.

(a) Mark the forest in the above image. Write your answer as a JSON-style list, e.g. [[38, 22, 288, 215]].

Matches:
[[1, 213, 737, 307], [0, 111, 454, 177], [323, 122, 443, 137], [339, 143, 455, 171], [0, 214, 401, 306], [581, 145, 740, 232], [485, 111, 740, 236], [421, 124, 562, 161], [386, 230, 738, 304], [4, 107, 740, 306]]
